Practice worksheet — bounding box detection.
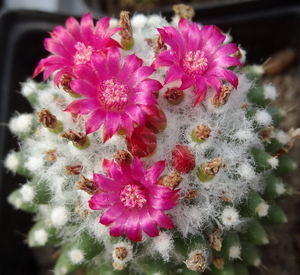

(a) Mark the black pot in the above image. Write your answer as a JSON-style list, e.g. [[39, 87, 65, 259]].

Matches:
[[0, 2, 299, 274]]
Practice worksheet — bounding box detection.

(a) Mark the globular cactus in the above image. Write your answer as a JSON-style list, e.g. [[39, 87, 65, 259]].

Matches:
[[4, 6, 299, 275]]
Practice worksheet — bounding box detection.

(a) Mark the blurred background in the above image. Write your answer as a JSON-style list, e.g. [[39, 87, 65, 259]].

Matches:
[[0, 0, 299, 274]]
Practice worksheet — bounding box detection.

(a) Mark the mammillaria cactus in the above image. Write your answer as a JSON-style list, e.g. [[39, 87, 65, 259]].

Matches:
[[4, 5, 299, 275]]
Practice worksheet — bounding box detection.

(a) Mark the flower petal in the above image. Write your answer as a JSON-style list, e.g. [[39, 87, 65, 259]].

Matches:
[[149, 208, 175, 229], [64, 99, 99, 115], [149, 195, 177, 211], [93, 173, 116, 191], [86, 108, 106, 134], [165, 64, 184, 85], [89, 192, 118, 209], [103, 112, 121, 142], [65, 16, 82, 42], [125, 210, 142, 242], [118, 54, 143, 83], [80, 13, 94, 46], [131, 157, 146, 181], [70, 79, 99, 98], [126, 105, 145, 126], [100, 203, 124, 225], [109, 210, 129, 237], [194, 75, 208, 106], [142, 160, 165, 187], [139, 208, 159, 237], [207, 67, 239, 88]]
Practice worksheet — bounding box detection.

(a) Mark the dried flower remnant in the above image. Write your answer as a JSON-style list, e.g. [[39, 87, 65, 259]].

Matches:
[[197, 157, 223, 182], [173, 4, 195, 20], [185, 190, 198, 200], [192, 124, 211, 143], [209, 229, 222, 251], [77, 175, 100, 195], [164, 88, 184, 105], [75, 201, 89, 217], [258, 127, 275, 143], [114, 150, 132, 166], [45, 149, 57, 161], [273, 127, 300, 157], [152, 18, 241, 106], [184, 251, 206, 272], [153, 35, 167, 55], [119, 11, 134, 50], [114, 247, 128, 261], [158, 171, 182, 190], [113, 262, 127, 271], [88, 158, 179, 242], [213, 255, 225, 269], [37, 109, 62, 133], [65, 164, 82, 175], [61, 130, 89, 149], [212, 85, 233, 107]]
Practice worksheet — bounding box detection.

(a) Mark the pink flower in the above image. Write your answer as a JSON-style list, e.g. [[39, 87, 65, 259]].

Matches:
[[152, 18, 242, 106], [89, 157, 179, 242], [33, 13, 121, 85], [64, 47, 162, 141]]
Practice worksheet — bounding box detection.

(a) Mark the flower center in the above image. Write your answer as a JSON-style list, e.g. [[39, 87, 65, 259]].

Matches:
[[98, 80, 130, 110], [74, 42, 94, 65], [181, 50, 208, 76], [120, 183, 148, 209]]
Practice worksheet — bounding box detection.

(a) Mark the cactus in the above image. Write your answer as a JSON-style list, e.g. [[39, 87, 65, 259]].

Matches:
[[4, 7, 299, 275]]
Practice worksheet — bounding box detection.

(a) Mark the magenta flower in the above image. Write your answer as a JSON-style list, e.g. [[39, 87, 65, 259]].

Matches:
[[64, 47, 162, 141], [89, 157, 179, 242], [33, 13, 121, 85], [152, 18, 242, 106]]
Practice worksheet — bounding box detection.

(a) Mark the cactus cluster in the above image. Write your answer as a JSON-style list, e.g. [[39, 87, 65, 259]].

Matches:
[[4, 7, 299, 275]]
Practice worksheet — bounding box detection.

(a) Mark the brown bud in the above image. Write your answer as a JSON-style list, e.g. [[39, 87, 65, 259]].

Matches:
[[185, 190, 198, 200], [60, 74, 73, 93], [173, 4, 195, 20], [240, 103, 249, 109], [184, 251, 206, 272], [158, 171, 182, 190], [153, 35, 167, 55], [76, 175, 100, 195], [65, 164, 83, 175], [61, 130, 87, 147], [119, 11, 134, 50], [209, 229, 222, 251], [192, 125, 211, 142], [212, 85, 233, 108], [219, 191, 234, 202], [232, 50, 242, 60], [258, 127, 274, 144], [213, 255, 225, 269], [114, 247, 128, 261], [203, 158, 223, 176], [45, 149, 57, 161], [114, 150, 132, 166], [164, 88, 184, 105], [75, 201, 88, 217], [37, 108, 58, 129]]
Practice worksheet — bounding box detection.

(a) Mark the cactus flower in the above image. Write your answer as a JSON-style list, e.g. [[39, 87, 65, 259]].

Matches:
[[64, 47, 162, 140], [152, 18, 241, 106], [33, 13, 121, 85], [89, 157, 179, 242]]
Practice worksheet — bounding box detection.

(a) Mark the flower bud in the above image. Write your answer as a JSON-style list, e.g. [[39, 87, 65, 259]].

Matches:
[[164, 88, 184, 105], [171, 145, 195, 174]]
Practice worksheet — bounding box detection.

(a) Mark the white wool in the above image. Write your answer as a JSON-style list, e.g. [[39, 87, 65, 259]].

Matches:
[[229, 245, 241, 259], [151, 232, 174, 261], [131, 14, 148, 29], [254, 110, 273, 127], [235, 129, 253, 141], [147, 14, 167, 27], [68, 249, 85, 264], [4, 152, 19, 172], [224, 32, 232, 44], [263, 84, 277, 100], [12, 197, 23, 209], [9, 114, 34, 134], [21, 79, 37, 97], [254, 258, 261, 267], [33, 229, 48, 245], [275, 183, 286, 195], [239, 47, 247, 64], [251, 65, 264, 75], [20, 184, 35, 202], [256, 202, 269, 217], [24, 154, 45, 174], [238, 163, 256, 180], [112, 242, 133, 263], [268, 156, 279, 169], [51, 206, 69, 228], [220, 208, 240, 228], [276, 130, 290, 145], [109, 18, 118, 28]]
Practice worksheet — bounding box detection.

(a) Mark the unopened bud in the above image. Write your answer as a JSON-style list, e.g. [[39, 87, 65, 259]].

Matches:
[[173, 4, 195, 20], [114, 247, 128, 261], [212, 85, 233, 107], [37, 109, 63, 133], [171, 144, 196, 174], [158, 171, 182, 190], [191, 124, 211, 143], [65, 164, 82, 175], [61, 130, 90, 149], [164, 88, 184, 105], [119, 11, 134, 50], [76, 175, 99, 195], [114, 150, 132, 166], [184, 251, 206, 272], [197, 157, 222, 182]]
